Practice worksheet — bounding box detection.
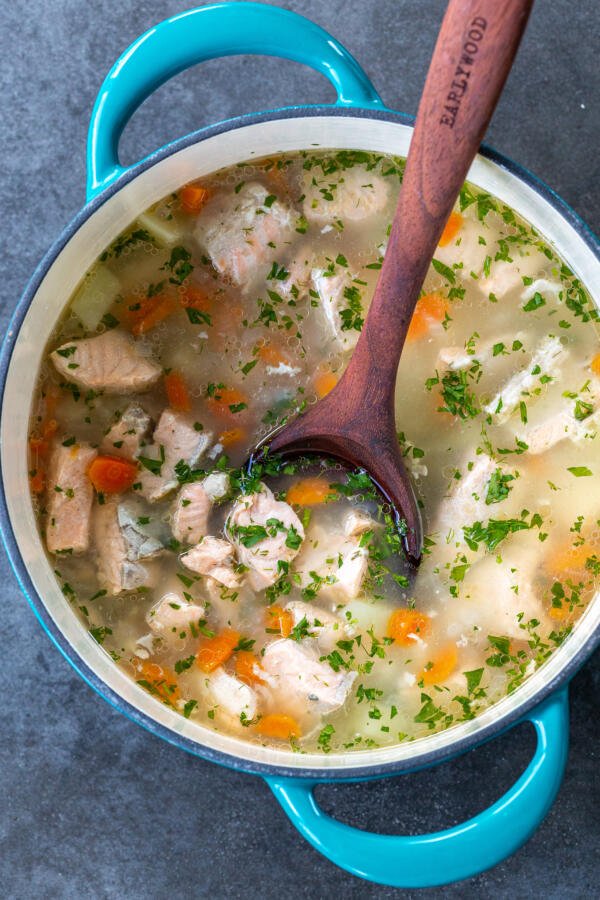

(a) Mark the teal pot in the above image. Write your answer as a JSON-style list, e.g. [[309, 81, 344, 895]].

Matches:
[[1, 3, 599, 888]]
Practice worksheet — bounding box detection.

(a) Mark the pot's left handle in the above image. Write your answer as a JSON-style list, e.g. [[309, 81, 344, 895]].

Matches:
[[266, 689, 569, 888], [86, 1, 384, 200]]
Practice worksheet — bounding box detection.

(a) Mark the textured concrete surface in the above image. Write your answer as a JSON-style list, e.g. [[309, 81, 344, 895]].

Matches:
[[1, 1, 598, 897]]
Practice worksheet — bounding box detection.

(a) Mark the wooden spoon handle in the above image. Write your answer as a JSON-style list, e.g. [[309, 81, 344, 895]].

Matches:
[[346, 0, 534, 403]]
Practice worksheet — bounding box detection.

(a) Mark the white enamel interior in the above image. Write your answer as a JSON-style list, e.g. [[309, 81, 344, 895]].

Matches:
[[3, 116, 600, 772]]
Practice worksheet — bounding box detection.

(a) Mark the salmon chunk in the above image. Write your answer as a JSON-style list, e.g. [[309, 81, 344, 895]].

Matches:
[[171, 482, 212, 545], [205, 667, 258, 722], [485, 336, 567, 424], [303, 166, 389, 224], [46, 443, 97, 554], [51, 330, 161, 394], [181, 535, 241, 589], [228, 483, 304, 590], [262, 639, 356, 713], [101, 403, 152, 459], [433, 219, 488, 279], [344, 509, 376, 538], [293, 525, 368, 605], [516, 395, 600, 455], [139, 410, 213, 502], [93, 498, 158, 595], [478, 249, 545, 299], [285, 600, 353, 651], [194, 182, 294, 288], [311, 266, 362, 351], [146, 592, 206, 641], [435, 454, 499, 539]]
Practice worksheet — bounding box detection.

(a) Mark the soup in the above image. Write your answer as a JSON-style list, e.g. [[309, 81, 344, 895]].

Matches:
[[29, 150, 599, 753]]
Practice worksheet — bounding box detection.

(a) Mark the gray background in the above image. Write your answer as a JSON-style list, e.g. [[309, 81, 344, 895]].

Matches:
[[1, 0, 599, 897]]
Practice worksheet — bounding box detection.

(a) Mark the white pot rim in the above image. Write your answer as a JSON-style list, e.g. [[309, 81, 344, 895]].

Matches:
[[2, 108, 599, 778]]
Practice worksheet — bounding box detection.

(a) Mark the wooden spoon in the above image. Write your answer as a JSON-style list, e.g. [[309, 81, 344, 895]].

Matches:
[[262, 0, 534, 565]]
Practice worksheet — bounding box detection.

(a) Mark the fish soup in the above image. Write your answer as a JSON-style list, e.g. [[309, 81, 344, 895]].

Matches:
[[29, 150, 599, 753]]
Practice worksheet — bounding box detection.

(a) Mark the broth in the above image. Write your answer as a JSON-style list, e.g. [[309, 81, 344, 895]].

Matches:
[[29, 149, 599, 753]]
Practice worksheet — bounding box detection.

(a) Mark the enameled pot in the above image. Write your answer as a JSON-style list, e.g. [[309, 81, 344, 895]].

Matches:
[[1, 3, 599, 888]]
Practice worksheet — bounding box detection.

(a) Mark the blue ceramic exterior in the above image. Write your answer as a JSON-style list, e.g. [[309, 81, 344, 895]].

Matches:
[[1, 2, 597, 888]]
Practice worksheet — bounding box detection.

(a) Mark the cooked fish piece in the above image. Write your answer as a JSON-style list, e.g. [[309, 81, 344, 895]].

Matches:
[[101, 403, 152, 459], [194, 182, 294, 288], [344, 509, 376, 538], [202, 471, 231, 502], [171, 482, 212, 545], [205, 667, 258, 722], [46, 443, 97, 554], [93, 497, 156, 595], [51, 330, 161, 394], [303, 166, 389, 224], [311, 266, 362, 351], [227, 483, 304, 590], [146, 592, 206, 641], [262, 639, 356, 713], [285, 600, 354, 651], [478, 249, 546, 299], [516, 397, 600, 455], [181, 535, 241, 589], [139, 410, 213, 502], [293, 525, 368, 605], [433, 218, 488, 278], [435, 454, 499, 539], [485, 335, 567, 424], [116, 500, 164, 560]]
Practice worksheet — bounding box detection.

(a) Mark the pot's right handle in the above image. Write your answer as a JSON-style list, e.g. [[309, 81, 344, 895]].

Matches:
[[86, 1, 383, 199], [266, 689, 569, 888]]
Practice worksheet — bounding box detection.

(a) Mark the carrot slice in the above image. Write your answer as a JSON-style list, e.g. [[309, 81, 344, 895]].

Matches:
[[438, 211, 463, 247], [420, 645, 458, 685], [256, 713, 301, 741], [314, 369, 338, 398], [387, 608, 431, 646], [87, 455, 138, 494], [549, 604, 569, 621], [265, 605, 293, 638], [257, 341, 289, 367], [590, 353, 600, 376], [206, 386, 248, 419], [164, 371, 192, 412], [133, 659, 180, 704], [180, 285, 213, 313], [235, 650, 266, 686], [546, 542, 593, 576], [125, 294, 176, 336], [196, 628, 240, 673], [30, 470, 45, 494], [180, 183, 211, 214], [286, 478, 334, 506], [407, 293, 448, 342], [219, 427, 247, 448]]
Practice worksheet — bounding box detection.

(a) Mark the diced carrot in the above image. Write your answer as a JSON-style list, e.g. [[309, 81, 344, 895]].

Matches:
[[87, 455, 138, 494], [196, 628, 240, 673], [125, 294, 177, 336], [314, 369, 338, 398], [257, 340, 288, 367], [235, 650, 266, 686], [206, 386, 248, 419], [180, 183, 211, 214], [420, 645, 458, 685], [286, 478, 334, 506], [219, 427, 247, 448], [180, 285, 213, 313], [545, 542, 593, 576], [406, 293, 448, 342], [549, 604, 569, 621], [438, 211, 463, 247], [266, 605, 293, 638], [30, 470, 45, 494], [256, 713, 301, 741], [164, 371, 192, 412], [589, 353, 600, 376], [387, 608, 431, 646], [133, 659, 180, 704]]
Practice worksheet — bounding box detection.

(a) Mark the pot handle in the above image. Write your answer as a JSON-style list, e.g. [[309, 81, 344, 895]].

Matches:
[[265, 688, 569, 888], [86, 1, 384, 199]]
